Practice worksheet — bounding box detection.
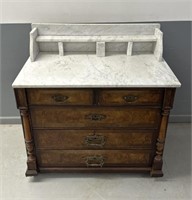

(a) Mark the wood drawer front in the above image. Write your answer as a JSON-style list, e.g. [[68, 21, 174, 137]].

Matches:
[[99, 89, 163, 106], [31, 107, 161, 128], [37, 150, 152, 167], [34, 129, 155, 149], [27, 89, 93, 105]]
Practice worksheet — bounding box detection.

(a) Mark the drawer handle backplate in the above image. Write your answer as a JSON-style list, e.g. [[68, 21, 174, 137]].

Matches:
[[85, 155, 104, 167], [52, 94, 69, 102], [85, 114, 106, 121], [85, 134, 106, 147], [123, 95, 138, 102]]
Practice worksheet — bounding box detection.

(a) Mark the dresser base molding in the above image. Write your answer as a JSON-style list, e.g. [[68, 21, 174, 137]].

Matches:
[[39, 167, 151, 173], [26, 167, 163, 177], [150, 169, 163, 177], [26, 169, 38, 177]]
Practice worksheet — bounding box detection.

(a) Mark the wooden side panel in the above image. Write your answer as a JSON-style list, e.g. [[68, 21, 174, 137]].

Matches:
[[14, 88, 28, 108], [162, 88, 176, 109]]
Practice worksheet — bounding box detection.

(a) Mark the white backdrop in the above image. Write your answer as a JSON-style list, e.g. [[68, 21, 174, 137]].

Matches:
[[0, 0, 191, 23]]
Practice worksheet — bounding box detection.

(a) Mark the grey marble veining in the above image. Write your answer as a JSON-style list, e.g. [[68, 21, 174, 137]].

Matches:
[[12, 52, 181, 88]]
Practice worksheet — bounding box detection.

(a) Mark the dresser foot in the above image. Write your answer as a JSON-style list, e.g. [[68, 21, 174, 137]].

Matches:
[[25, 169, 38, 176], [150, 170, 163, 177]]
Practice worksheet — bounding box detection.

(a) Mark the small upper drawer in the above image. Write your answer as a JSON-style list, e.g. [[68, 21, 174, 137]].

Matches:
[[27, 89, 93, 105], [98, 89, 163, 106]]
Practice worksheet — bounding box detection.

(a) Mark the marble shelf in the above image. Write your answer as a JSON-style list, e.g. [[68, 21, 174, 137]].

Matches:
[[30, 23, 163, 61], [36, 35, 157, 43]]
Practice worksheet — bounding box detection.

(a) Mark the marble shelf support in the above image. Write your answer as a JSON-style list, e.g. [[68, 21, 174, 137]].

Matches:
[[154, 28, 163, 61], [30, 28, 39, 62], [96, 42, 105, 57], [127, 42, 133, 56], [58, 42, 64, 56]]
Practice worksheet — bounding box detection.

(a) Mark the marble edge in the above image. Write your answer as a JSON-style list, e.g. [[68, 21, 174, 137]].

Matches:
[[12, 82, 181, 89], [12, 58, 29, 88], [32, 23, 160, 27], [12, 85, 181, 88], [162, 59, 181, 87]]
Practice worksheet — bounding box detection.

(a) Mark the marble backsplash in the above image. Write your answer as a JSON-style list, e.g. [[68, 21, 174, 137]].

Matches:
[[30, 23, 162, 61]]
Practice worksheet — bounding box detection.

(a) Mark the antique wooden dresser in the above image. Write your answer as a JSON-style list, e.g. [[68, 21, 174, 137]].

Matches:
[[12, 23, 181, 177]]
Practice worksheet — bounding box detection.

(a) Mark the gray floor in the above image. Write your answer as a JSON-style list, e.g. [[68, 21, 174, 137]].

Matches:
[[0, 123, 191, 200]]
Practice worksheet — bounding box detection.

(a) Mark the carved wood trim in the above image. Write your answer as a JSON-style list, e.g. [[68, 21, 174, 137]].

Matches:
[[20, 108, 38, 175], [15, 88, 38, 175], [151, 88, 176, 177]]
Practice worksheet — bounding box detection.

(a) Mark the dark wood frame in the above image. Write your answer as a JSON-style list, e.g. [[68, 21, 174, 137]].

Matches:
[[14, 88, 176, 177]]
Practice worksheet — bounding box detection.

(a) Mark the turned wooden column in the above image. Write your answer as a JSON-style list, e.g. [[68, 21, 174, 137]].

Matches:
[[14, 89, 38, 176], [150, 88, 176, 177]]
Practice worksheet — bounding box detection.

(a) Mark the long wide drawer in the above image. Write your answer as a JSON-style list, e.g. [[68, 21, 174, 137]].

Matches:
[[27, 89, 93, 105], [37, 150, 153, 167], [30, 107, 161, 128], [34, 129, 156, 149], [98, 89, 163, 106]]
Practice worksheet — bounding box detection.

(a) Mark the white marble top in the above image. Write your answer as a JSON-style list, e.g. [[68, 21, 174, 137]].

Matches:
[[12, 52, 181, 88]]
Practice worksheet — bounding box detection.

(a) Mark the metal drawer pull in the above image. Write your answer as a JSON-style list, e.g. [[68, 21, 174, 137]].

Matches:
[[85, 155, 104, 167], [85, 114, 106, 121], [85, 134, 106, 147], [123, 95, 138, 102], [52, 94, 69, 102]]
